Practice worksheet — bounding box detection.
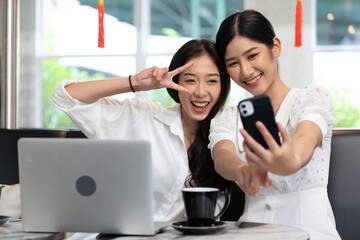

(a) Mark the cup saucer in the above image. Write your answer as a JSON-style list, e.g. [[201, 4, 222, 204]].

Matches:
[[170, 221, 229, 235], [0, 215, 12, 227]]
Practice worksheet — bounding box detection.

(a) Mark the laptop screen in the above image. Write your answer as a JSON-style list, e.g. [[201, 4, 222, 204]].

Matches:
[[18, 138, 155, 235]]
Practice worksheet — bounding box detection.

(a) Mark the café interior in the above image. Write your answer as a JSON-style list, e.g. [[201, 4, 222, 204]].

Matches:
[[0, 0, 360, 239]]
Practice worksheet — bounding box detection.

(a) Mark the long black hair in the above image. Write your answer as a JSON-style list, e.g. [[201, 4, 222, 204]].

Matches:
[[167, 39, 232, 192], [216, 10, 276, 62]]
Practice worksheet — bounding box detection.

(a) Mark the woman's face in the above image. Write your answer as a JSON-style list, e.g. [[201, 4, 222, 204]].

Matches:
[[178, 54, 221, 123], [224, 36, 281, 96]]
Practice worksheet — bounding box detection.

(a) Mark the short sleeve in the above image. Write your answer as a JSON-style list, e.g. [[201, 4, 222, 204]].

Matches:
[[290, 84, 337, 139], [208, 106, 238, 152]]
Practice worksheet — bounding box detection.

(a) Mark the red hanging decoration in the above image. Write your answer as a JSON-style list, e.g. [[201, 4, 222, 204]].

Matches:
[[98, 0, 105, 48], [295, 0, 302, 47]]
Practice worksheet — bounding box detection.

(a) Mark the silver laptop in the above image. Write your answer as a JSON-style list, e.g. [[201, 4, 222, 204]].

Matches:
[[18, 138, 164, 235]]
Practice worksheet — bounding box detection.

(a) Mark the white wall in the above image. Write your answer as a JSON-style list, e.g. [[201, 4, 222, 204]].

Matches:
[[245, 0, 315, 88]]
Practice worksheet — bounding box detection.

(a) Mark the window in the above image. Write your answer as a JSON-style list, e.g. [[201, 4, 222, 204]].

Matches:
[[314, 0, 360, 128], [16, 1, 359, 129], [18, 0, 244, 128]]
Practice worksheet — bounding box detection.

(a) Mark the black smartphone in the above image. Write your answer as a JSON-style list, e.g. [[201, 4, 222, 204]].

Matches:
[[238, 95, 281, 149]]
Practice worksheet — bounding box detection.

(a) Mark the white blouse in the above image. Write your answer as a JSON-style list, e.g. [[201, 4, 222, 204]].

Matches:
[[209, 85, 340, 240], [54, 80, 188, 222], [0, 184, 21, 218]]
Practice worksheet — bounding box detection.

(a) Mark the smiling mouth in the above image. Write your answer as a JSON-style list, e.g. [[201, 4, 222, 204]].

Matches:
[[191, 102, 210, 108], [191, 101, 210, 113], [243, 74, 262, 86], [192, 102, 209, 107]]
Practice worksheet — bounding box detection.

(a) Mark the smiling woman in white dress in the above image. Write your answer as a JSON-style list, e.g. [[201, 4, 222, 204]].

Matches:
[[208, 10, 341, 240], [53, 39, 232, 222]]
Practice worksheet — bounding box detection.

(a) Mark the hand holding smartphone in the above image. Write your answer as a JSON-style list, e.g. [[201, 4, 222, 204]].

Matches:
[[238, 95, 281, 149]]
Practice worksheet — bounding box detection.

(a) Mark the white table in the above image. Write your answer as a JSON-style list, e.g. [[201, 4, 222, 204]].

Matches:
[[1, 221, 310, 240], [0, 220, 64, 240]]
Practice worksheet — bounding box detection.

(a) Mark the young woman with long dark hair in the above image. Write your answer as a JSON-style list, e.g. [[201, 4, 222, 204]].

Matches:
[[54, 39, 232, 222], [209, 10, 340, 239]]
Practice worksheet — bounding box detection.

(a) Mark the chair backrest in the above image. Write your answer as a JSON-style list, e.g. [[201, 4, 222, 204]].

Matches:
[[328, 129, 360, 240], [66, 129, 87, 138], [0, 128, 68, 184]]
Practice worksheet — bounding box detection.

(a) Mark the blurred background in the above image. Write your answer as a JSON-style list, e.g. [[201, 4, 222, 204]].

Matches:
[[1, 0, 360, 129]]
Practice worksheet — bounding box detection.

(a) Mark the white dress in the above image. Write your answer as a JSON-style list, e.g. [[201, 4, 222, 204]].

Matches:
[[54, 80, 188, 222], [209, 85, 341, 240]]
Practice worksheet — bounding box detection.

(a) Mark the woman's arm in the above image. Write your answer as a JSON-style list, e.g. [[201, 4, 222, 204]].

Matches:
[[290, 120, 322, 168], [212, 140, 242, 181], [65, 63, 193, 104], [242, 86, 335, 176], [65, 77, 134, 104], [212, 140, 271, 196], [241, 120, 322, 176]]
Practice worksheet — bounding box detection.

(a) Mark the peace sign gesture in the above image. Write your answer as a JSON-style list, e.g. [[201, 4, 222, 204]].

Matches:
[[132, 62, 193, 95]]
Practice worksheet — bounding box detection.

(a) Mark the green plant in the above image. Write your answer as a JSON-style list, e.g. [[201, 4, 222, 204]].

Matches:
[[148, 89, 176, 106], [330, 87, 360, 128], [162, 28, 181, 37], [42, 59, 104, 128]]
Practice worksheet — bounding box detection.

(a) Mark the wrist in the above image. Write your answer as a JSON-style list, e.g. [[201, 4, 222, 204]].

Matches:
[[130, 74, 142, 92], [129, 74, 142, 92], [128, 75, 136, 93], [234, 161, 246, 180]]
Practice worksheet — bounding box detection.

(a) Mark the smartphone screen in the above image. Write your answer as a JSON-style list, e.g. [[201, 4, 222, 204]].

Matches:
[[238, 95, 281, 148]]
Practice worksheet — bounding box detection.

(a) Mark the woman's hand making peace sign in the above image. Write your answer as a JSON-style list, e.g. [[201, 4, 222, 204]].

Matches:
[[132, 62, 193, 95]]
